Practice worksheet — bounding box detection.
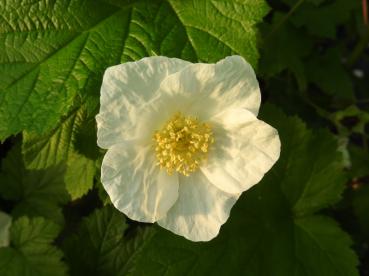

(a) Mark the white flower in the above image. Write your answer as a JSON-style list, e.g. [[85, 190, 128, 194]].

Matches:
[[96, 56, 280, 242]]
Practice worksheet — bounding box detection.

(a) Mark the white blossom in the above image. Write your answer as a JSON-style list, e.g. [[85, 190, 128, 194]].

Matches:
[[96, 56, 280, 241]]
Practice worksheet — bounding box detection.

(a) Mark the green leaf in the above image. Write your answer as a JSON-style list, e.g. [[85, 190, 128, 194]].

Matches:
[[305, 48, 354, 101], [0, 216, 67, 276], [73, 117, 100, 160], [22, 103, 87, 169], [166, 0, 269, 66], [62, 206, 155, 276], [132, 215, 357, 276], [64, 152, 96, 199], [353, 186, 369, 238], [260, 105, 348, 215], [259, 14, 312, 89], [127, 106, 358, 276], [0, 145, 69, 224], [22, 101, 97, 199], [293, 216, 359, 275], [0, 0, 268, 140]]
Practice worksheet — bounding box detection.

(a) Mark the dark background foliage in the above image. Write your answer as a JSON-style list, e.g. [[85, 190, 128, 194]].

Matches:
[[260, 0, 369, 274]]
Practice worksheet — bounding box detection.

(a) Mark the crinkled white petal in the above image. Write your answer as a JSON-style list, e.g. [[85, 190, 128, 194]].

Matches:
[[96, 56, 191, 149], [96, 55, 278, 241], [0, 211, 11, 248], [154, 55, 261, 121], [101, 143, 179, 223], [201, 108, 281, 195], [158, 171, 238, 242]]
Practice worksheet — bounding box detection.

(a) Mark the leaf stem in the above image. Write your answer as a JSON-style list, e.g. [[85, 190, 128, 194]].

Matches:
[[299, 89, 336, 124], [265, 0, 305, 40], [347, 28, 369, 67]]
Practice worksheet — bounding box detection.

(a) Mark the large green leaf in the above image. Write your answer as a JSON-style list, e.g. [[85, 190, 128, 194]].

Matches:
[[259, 13, 312, 89], [132, 212, 357, 276], [261, 105, 347, 216], [0, 216, 67, 276], [0, 0, 268, 140], [22, 101, 97, 199], [62, 206, 155, 276], [0, 145, 69, 224], [305, 48, 354, 101]]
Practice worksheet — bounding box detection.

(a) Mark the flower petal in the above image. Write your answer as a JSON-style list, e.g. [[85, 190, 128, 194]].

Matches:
[[96, 56, 190, 149], [155, 55, 260, 121], [158, 171, 238, 242], [101, 143, 179, 223], [201, 108, 281, 195]]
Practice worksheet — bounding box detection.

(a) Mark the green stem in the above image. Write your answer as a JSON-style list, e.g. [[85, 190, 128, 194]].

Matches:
[[265, 0, 305, 40], [299, 89, 335, 124], [347, 28, 369, 66]]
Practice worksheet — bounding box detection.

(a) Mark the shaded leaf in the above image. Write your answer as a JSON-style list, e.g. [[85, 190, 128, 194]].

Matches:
[[0, 0, 268, 140], [290, 0, 359, 38], [22, 102, 96, 200], [0, 145, 69, 224], [260, 14, 312, 89], [0, 216, 67, 276], [305, 48, 354, 101], [63, 206, 154, 276]]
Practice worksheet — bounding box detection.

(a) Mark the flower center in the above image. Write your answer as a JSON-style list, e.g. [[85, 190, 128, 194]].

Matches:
[[153, 112, 214, 176]]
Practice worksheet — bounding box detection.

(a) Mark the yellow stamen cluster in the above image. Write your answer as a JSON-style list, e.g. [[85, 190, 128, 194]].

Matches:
[[153, 112, 214, 176]]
